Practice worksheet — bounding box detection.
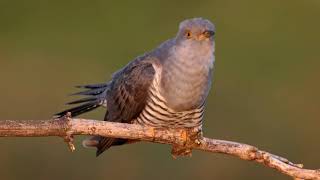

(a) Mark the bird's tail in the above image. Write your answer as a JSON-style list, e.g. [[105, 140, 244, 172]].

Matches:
[[54, 83, 109, 118], [83, 136, 128, 156], [55, 82, 128, 156]]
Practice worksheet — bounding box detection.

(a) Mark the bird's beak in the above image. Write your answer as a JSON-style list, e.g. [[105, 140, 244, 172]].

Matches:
[[204, 30, 215, 38], [197, 30, 215, 41]]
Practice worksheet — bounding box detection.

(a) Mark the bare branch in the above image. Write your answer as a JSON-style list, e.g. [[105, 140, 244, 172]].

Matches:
[[0, 118, 319, 179]]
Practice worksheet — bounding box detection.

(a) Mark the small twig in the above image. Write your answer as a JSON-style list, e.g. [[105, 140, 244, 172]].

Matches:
[[62, 112, 75, 152], [0, 118, 319, 179]]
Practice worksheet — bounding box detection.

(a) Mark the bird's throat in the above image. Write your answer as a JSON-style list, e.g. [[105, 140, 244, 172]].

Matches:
[[159, 43, 214, 111]]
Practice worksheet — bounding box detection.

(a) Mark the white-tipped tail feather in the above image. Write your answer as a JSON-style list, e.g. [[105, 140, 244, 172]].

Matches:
[[82, 136, 100, 148]]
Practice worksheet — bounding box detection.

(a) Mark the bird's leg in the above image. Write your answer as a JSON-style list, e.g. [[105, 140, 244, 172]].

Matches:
[[171, 129, 191, 158], [171, 127, 203, 159]]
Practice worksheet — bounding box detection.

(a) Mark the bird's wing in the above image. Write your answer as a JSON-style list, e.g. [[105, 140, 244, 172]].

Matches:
[[106, 56, 156, 122], [95, 55, 157, 155]]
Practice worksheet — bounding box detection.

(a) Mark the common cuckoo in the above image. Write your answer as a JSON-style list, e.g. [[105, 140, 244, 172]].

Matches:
[[56, 17, 216, 156]]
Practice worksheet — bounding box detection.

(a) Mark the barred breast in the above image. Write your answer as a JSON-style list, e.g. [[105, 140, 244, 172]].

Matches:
[[135, 64, 204, 128]]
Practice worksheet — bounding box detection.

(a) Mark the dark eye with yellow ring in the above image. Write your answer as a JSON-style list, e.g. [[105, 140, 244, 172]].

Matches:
[[185, 30, 192, 39]]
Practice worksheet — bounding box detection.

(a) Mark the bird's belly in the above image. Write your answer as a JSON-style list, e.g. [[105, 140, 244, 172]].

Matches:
[[135, 83, 204, 128]]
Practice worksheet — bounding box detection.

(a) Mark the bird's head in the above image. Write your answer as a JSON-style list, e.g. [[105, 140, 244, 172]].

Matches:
[[177, 18, 215, 43]]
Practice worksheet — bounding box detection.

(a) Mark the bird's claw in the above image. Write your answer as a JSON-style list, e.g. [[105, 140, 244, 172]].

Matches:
[[171, 127, 204, 158], [194, 138, 201, 145]]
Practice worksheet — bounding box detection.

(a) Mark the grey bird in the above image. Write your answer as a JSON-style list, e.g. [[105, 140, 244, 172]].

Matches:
[[55, 17, 216, 156]]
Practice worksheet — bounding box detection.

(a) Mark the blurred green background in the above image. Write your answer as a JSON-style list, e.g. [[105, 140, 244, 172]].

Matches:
[[0, 0, 319, 180]]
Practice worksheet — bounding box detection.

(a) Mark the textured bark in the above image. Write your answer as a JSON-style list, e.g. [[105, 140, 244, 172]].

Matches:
[[0, 118, 319, 180]]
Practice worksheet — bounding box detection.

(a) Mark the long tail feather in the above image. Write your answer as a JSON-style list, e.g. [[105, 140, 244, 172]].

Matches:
[[55, 102, 100, 117], [66, 97, 97, 105], [70, 88, 106, 96], [55, 82, 108, 118], [75, 83, 108, 89]]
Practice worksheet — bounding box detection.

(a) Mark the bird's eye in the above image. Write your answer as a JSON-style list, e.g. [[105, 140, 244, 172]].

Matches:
[[185, 30, 192, 39]]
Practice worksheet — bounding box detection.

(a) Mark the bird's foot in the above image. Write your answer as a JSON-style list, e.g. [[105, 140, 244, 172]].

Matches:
[[188, 126, 204, 146], [171, 127, 204, 159]]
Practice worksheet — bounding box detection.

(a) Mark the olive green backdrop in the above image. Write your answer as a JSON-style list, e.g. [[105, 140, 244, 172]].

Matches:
[[0, 0, 319, 180]]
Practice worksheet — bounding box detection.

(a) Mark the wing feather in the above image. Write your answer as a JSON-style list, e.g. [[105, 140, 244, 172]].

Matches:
[[95, 55, 157, 156]]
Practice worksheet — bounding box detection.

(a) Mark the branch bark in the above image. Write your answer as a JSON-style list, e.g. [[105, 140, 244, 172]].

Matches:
[[0, 118, 319, 179]]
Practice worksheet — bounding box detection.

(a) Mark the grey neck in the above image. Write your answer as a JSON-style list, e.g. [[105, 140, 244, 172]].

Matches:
[[159, 39, 215, 111]]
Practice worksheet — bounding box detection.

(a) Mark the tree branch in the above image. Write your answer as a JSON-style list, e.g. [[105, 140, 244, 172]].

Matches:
[[0, 118, 319, 179]]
